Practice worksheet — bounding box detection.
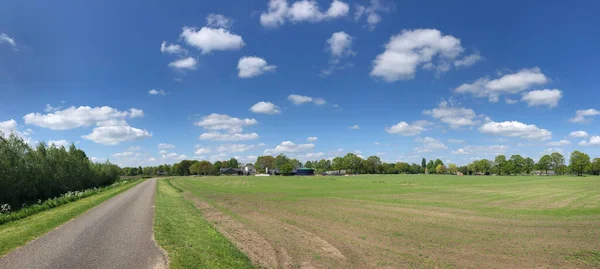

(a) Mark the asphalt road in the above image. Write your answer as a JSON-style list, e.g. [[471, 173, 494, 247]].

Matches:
[[0, 178, 168, 269]]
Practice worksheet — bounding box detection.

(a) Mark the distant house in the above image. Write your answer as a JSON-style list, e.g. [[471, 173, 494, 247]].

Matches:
[[295, 167, 315, 176], [156, 170, 167, 176], [533, 170, 555, 176], [219, 168, 243, 175], [243, 164, 257, 175]]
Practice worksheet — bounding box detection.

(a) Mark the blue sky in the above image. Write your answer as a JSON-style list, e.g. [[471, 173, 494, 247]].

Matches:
[[1, 0, 600, 166]]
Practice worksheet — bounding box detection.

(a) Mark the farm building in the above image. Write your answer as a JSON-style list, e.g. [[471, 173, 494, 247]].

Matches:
[[219, 168, 243, 175], [295, 168, 315, 176]]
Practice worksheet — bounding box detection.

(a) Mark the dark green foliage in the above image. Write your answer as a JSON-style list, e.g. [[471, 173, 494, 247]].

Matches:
[[0, 133, 120, 209]]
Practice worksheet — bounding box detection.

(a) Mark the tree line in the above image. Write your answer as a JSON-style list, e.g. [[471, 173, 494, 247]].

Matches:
[[0, 133, 121, 209], [127, 150, 600, 178]]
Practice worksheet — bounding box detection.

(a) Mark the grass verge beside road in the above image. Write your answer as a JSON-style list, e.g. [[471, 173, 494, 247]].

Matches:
[[154, 178, 254, 269], [0, 178, 145, 256]]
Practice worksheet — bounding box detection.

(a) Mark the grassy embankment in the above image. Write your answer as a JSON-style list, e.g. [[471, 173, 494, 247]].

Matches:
[[0, 178, 144, 256], [153, 178, 254, 269]]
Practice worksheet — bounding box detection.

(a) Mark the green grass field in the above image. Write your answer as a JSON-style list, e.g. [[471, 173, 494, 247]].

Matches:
[[0, 179, 144, 257], [168, 174, 600, 268]]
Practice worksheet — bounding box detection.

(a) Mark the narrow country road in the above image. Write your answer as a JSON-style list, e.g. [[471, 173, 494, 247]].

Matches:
[[0, 178, 168, 269]]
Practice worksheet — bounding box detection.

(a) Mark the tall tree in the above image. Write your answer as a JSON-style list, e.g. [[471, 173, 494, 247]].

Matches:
[[569, 151, 591, 176], [365, 156, 382, 174], [550, 152, 565, 175], [421, 158, 427, 170], [494, 155, 507, 175], [255, 156, 275, 173], [509, 155, 525, 175], [523, 157, 535, 174], [538, 155, 552, 175]]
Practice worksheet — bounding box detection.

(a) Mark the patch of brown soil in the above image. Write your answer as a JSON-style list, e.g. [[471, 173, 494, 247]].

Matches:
[[184, 192, 280, 269]]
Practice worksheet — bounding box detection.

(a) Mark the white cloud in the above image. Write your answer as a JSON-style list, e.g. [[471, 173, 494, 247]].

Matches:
[[307, 136, 318, 141], [579, 136, 600, 146], [454, 53, 483, 67], [322, 31, 354, 75], [112, 151, 138, 157], [234, 155, 258, 164], [0, 33, 16, 47], [264, 141, 315, 155], [149, 89, 166, 95], [478, 121, 552, 141], [48, 139, 69, 147], [194, 113, 258, 133], [414, 137, 447, 153], [505, 98, 519, 104], [160, 41, 187, 55], [217, 144, 257, 153], [195, 147, 211, 155], [455, 67, 548, 102], [23, 106, 143, 130], [385, 120, 430, 136], [297, 152, 325, 159], [452, 145, 509, 155], [90, 157, 106, 163], [569, 131, 589, 138], [569, 109, 600, 123], [162, 152, 188, 161], [180, 27, 244, 54], [521, 89, 563, 108], [349, 124, 360, 130], [168, 57, 197, 70], [354, 0, 390, 30], [259, 0, 349, 28], [447, 139, 465, 144], [370, 29, 469, 82], [45, 104, 62, 113], [206, 14, 233, 29], [159, 150, 168, 155], [127, 146, 142, 151], [545, 140, 571, 146], [542, 148, 563, 155], [287, 94, 326, 105], [82, 125, 152, 145], [423, 99, 480, 129], [0, 119, 18, 136], [199, 132, 259, 141], [249, 101, 281, 115], [158, 143, 175, 149], [237, 56, 276, 78]]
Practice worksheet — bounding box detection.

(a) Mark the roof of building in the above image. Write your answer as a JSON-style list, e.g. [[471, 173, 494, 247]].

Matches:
[[220, 168, 242, 172]]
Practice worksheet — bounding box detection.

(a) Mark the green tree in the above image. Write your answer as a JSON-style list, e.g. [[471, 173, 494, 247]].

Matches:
[[421, 158, 426, 170], [226, 158, 239, 169], [509, 155, 525, 175], [343, 153, 363, 174], [569, 150, 591, 176], [365, 156, 382, 174], [448, 163, 458, 174], [591, 158, 600, 175], [436, 164, 447, 174], [411, 163, 422, 174], [550, 152, 565, 175], [279, 163, 294, 175], [332, 157, 345, 173], [523, 157, 535, 174], [494, 155, 507, 175], [426, 160, 435, 173], [537, 155, 552, 175], [274, 154, 290, 169], [254, 156, 275, 173], [394, 162, 411, 174]]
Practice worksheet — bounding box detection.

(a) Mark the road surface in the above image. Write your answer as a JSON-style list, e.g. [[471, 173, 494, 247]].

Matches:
[[0, 178, 168, 269]]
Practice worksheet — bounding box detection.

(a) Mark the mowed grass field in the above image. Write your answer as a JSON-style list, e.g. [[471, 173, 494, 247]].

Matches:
[[168, 175, 600, 268]]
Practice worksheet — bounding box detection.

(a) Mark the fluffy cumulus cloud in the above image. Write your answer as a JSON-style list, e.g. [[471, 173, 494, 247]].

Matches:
[[264, 141, 315, 155], [414, 137, 447, 153], [168, 57, 197, 70], [0, 33, 16, 47], [455, 67, 548, 102], [579, 136, 600, 146], [194, 113, 258, 133], [0, 119, 34, 143], [82, 125, 151, 145], [158, 143, 175, 149], [237, 56, 276, 78], [162, 152, 188, 161], [371, 29, 476, 82], [180, 26, 244, 54], [322, 31, 354, 75], [521, 89, 563, 108], [423, 99, 480, 129], [569, 109, 600, 123], [546, 140, 571, 146], [454, 53, 483, 67], [198, 132, 259, 141], [249, 101, 281, 115], [478, 121, 552, 141], [452, 145, 509, 155], [148, 89, 166, 95], [194, 147, 211, 155], [385, 120, 430, 136], [160, 41, 187, 55], [354, 0, 390, 30], [287, 94, 326, 105], [23, 106, 142, 130], [307, 136, 318, 141], [569, 130, 589, 138], [260, 0, 349, 28]]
